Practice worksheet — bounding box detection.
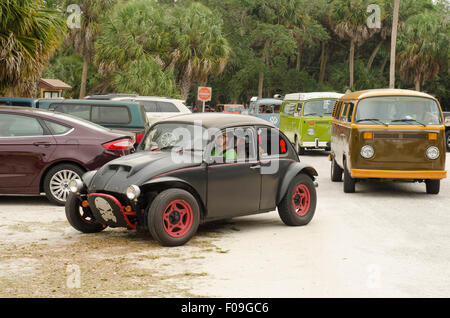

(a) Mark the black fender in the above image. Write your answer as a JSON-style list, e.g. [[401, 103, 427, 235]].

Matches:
[[81, 170, 97, 189], [141, 176, 207, 217], [276, 162, 318, 204]]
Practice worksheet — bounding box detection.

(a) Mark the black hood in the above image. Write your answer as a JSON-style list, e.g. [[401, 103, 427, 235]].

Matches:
[[87, 150, 203, 193]]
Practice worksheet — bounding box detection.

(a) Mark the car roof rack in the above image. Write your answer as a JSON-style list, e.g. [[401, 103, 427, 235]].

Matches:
[[84, 93, 139, 100]]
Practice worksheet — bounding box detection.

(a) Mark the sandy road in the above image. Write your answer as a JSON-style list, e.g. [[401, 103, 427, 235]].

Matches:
[[0, 153, 449, 297]]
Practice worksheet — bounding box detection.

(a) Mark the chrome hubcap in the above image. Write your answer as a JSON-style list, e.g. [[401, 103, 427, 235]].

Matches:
[[50, 169, 80, 202]]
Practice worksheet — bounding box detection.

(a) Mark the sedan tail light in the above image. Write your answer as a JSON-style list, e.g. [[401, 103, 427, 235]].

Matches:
[[135, 131, 145, 144], [103, 139, 134, 150]]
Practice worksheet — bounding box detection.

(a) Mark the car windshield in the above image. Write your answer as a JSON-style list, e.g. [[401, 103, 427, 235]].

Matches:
[[355, 96, 442, 126], [303, 99, 336, 116], [139, 123, 206, 151]]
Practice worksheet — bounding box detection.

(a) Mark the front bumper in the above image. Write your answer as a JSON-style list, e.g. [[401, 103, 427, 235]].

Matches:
[[351, 169, 447, 180], [301, 140, 330, 149], [87, 193, 138, 231]]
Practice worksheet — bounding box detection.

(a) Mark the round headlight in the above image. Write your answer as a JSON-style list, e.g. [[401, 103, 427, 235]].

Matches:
[[360, 145, 374, 159], [126, 185, 141, 200], [307, 128, 315, 136], [426, 146, 440, 160], [69, 179, 84, 193]]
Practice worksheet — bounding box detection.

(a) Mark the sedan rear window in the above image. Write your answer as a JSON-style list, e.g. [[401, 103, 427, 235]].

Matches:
[[44, 120, 72, 135]]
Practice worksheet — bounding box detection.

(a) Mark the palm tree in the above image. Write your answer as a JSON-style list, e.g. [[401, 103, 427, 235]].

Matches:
[[95, 0, 178, 97], [389, 0, 400, 88], [169, 3, 231, 100], [0, 0, 65, 96], [329, 0, 379, 88], [397, 10, 449, 91], [63, 0, 116, 98]]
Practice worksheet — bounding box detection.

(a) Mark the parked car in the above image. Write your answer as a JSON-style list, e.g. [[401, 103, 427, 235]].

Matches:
[[85, 94, 191, 125], [218, 104, 245, 114], [443, 111, 450, 151], [0, 97, 40, 107], [330, 89, 447, 194], [280, 92, 343, 155], [0, 106, 134, 205], [65, 113, 318, 246], [36, 99, 149, 144], [247, 98, 282, 127]]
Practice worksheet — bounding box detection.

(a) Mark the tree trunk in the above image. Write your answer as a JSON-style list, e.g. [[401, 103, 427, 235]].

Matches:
[[380, 43, 390, 74], [349, 39, 355, 88], [296, 39, 303, 72], [79, 56, 89, 98], [414, 77, 421, 91], [258, 71, 264, 99], [367, 40, 383, 69], [179, 74, 192, 101], [319, 41, 328, 84], [389, 0, 400, 88]]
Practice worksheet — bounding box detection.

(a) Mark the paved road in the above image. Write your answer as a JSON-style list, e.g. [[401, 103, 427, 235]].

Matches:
[[0, 152, 448, 297], [191, 152, 450, 297]]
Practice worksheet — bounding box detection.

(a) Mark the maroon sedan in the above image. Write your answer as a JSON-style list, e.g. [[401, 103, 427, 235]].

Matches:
[[0, 106, 134, 205]]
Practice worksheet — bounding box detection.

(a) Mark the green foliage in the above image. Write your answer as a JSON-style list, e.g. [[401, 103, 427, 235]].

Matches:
[[43, 48, 102, 98], [0, 0, 65, 96]]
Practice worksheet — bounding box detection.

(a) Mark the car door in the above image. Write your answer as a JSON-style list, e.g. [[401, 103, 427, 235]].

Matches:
[[205, 127, 261, 218], [279, 101, 298, 142], [0, 113, 56, 190], [257, 127, 291, 211]]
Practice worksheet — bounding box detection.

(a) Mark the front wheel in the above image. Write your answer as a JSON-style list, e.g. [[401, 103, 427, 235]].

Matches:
[[343, 159, 356, 193], [331, 156, 343, 182], [295, 137, 305, 155], [278, 173, 317, 226], [446, 130, 450, 152], [65, 193, 106, 233], [426, 179, 440, 194], [147, 189, 200, 246]]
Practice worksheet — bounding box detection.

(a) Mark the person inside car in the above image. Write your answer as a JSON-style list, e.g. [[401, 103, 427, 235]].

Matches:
[[211, 131, 237, 161]]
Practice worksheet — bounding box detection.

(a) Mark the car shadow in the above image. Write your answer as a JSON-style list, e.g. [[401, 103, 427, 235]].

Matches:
[[299, 150, 330, 157], [0, 195, 52, 206], [350, 180, 430, 197]]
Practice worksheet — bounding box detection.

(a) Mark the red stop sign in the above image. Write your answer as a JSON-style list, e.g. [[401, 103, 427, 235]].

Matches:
[[198, 87, 212, 101]]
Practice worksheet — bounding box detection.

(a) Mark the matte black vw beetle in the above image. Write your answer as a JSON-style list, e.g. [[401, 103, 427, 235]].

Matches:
[[65, 113, 318, 246]]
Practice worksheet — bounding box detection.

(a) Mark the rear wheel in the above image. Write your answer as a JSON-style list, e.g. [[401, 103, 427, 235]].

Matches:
[[426, 179, 440, 194], [44, 164, 85, 205], [343, 159, 356, 193], [147, 189, 200, 246], [65, 193, 106, 233], [278, 173, 316, 226], [331, 156, 343, 182]]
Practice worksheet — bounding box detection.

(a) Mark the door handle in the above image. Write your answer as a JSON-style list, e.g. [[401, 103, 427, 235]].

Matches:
[[33, 142, 52, 147]]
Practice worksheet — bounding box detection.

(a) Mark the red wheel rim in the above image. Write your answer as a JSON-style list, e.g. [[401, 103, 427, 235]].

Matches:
[[292, 184, 311, 217], [162, 200, 194, 238]]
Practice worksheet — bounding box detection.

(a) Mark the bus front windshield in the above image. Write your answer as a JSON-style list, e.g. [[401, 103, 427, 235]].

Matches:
[[355, 96, 442, 126], [303, 99, 336, 117]]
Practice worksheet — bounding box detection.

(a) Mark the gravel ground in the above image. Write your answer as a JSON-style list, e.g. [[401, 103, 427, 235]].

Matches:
[[0, 152, 449, 297]]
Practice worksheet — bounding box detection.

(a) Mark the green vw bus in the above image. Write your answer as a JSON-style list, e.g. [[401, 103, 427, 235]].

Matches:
[[280, 92, 343, 154]]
